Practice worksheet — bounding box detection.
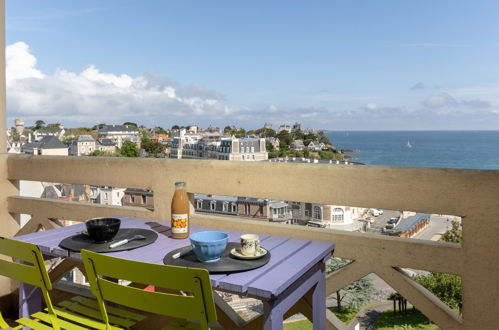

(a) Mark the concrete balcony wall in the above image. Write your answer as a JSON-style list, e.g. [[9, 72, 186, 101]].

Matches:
[[2, 154, 499, 329]]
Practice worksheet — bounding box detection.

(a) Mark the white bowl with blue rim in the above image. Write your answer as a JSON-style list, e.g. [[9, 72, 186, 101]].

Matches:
[[189, 231, 229, 263]]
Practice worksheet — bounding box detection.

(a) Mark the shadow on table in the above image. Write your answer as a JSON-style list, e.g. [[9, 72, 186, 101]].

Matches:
[[145, 221, 172, 238]]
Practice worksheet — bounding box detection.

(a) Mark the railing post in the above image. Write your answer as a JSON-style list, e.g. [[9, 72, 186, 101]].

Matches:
[[0, 0, 5, 153], [0, 0, 22, 310]]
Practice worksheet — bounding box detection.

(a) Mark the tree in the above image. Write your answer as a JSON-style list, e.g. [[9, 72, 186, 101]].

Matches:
[[142, 140, 166, 157], [123, 122, 138, 128], [277, 130, 292, 149], [292, 129, 304, 140], [256, 128, 276, 138], [440, 220, 462, 244], [92, 123, 107, 130], [411, 220, 463, 314], [35, 120, 45, 129], [88, 150, 119, 157], [171, 125, 180, 130], [413, 272, 462, 313], [119, 141, 139, 157], [326, 258, 376, 311]]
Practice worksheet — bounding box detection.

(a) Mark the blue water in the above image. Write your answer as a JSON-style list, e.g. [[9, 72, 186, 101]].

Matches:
[[326, 131, 499, 170]]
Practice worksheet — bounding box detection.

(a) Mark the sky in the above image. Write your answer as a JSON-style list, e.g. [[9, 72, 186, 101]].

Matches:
[[5, 0, 499, 130]]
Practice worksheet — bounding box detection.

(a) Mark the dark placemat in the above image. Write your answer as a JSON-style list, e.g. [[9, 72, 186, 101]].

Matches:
[[163, 242, 271, 274], [59, 228, 158, 253]]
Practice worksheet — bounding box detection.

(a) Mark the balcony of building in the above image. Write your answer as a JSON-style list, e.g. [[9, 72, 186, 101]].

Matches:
[[0, 2, 498, 329], [0, 154, 498, 329]]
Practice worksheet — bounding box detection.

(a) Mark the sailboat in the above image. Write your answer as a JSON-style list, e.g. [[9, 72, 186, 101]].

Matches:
[[406, 141, 412, 148]]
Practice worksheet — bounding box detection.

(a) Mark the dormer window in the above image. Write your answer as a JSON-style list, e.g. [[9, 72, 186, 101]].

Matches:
[[210, 201, 216, 211], [196, 199, 202, 209]]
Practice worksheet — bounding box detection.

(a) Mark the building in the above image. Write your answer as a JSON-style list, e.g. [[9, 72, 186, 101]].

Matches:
[[292, 122, 301, 132], [150, 134, 171, 144], [290, 139, 305, 151], [88, 186, 126, 206], [21, 136, 69, 156], [194, 194, 292, 224], [290, 201, 366, 230], [69, 135, 96, 156], [171, 133, 268, 161], [122, 188, 154, 210], [15, 118, 24, 135], [97, 125, 140, 148], [266, 137, 280, 151], [385, 213, 430, 238], [307, 141, 326, 151], [278, 124, 291, 133], [96, 139, 117, 153]]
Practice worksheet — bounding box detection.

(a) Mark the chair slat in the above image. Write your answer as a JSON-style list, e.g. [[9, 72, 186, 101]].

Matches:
[[71, 296, 147, 321], [58, 300, 135, 328], [98, 278, 202, 320], [82, 249, 217, 329], [83, 250, 208, 292], [31, 312, 89, 330], [15, 317, 53, 330]]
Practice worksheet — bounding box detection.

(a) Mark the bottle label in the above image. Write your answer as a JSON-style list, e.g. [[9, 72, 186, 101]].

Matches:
[[171, 213, 188, 233]]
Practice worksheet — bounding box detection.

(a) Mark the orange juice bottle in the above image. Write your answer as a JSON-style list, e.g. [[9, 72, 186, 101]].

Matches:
[[171, 182, 189, 239]]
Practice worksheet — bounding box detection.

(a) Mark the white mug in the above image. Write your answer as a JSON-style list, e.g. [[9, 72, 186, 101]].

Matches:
[[240, 234, 260, 256]]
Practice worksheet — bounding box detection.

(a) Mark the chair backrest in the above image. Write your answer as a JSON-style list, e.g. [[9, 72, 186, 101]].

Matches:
[[81, 249, 217, 329], [0, 237, 59, 329]]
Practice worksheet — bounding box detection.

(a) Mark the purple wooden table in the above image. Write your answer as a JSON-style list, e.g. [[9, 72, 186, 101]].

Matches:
[[14, 217, 334, 329]]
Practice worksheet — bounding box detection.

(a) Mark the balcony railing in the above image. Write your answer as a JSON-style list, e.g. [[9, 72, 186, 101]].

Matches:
[[1, 153, 498, 329]]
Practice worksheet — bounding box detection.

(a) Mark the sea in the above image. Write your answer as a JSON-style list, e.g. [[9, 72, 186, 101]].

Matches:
[[325, 130, 499, 170]]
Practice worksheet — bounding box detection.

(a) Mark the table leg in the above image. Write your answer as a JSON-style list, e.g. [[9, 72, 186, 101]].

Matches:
[[263, 300, 284, 330], [262, 263, 325, 330], [311, 265, 326, 330]]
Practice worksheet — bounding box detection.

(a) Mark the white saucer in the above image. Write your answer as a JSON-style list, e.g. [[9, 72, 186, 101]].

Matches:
[[230, 247, 268, 260]]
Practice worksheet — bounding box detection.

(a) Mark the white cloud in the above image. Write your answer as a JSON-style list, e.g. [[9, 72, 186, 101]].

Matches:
[[6, 41, 233, 126], [6, 42, 44, 83], [366, 103, 378, 110], [422, 92, 491, 109], [422, 93, 457, 108]]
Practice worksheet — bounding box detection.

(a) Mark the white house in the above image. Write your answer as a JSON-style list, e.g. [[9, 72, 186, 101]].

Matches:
[[21, 136, 69, 156], [98, 125, 140, 148]]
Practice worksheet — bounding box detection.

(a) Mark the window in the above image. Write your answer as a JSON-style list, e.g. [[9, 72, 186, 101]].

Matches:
[[231, 204, 237, 213], [242, 155, 245, 160], [251, 146, 254, 152], [104, 192, 109, 200], [210, 201, 216, 211], [259, 205, 264, 215], [223, 202, 228, 212], [332, 208, 344, 222], [196, 200, 202, 209], [313, 206, 322, 220], [252, 155, 255, 160], [141, 195, 146, 205], [131, 195, 135, 203]]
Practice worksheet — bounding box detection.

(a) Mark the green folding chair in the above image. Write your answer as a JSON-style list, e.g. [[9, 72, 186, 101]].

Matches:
[[0, 237, 148, 329], [81, 249, 219, 329], [0, 237, 103, 329]]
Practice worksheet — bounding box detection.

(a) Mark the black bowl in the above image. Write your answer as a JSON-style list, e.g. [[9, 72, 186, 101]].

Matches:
[[85, 218, 121, 243]]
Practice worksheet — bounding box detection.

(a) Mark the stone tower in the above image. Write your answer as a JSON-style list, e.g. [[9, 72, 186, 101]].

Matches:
[[15, 119, 24, 135]]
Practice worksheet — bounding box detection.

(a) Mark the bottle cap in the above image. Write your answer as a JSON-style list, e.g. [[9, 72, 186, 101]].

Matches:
[[175, 182, 186, 187]]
